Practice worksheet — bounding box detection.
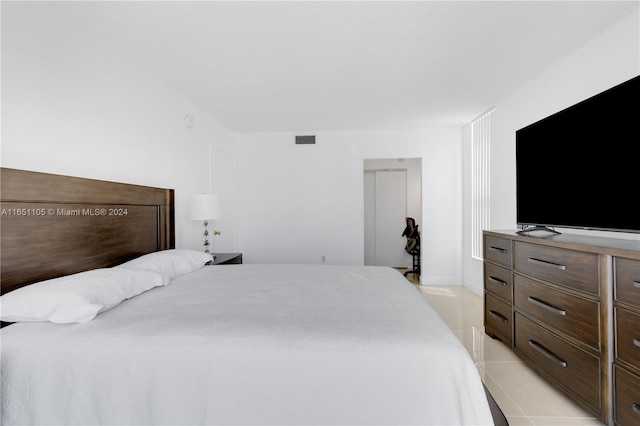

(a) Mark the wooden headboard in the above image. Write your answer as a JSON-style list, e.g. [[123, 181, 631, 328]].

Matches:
[[1, 168, 175, 295]]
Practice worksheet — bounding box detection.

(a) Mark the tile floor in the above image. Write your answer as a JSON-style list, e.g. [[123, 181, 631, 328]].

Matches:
[[415, 283, 604, 426]]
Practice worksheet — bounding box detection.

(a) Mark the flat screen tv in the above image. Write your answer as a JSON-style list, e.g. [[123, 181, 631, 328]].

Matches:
[[516, 74, 640, 235]]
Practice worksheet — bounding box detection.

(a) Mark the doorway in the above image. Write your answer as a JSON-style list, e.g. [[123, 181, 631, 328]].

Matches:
[[363, 158, 422, 268]]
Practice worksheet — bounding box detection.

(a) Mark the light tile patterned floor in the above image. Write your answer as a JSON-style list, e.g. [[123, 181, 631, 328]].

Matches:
[[415, 284, 603, 426]]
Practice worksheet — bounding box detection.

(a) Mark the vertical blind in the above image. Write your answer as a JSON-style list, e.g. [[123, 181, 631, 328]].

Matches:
[[471, 108, 494, 260]]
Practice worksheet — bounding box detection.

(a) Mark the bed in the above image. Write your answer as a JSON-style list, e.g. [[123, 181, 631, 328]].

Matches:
[[0, 168, 495, 425]]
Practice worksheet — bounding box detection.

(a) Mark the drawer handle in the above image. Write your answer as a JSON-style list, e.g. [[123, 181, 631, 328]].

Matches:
[[527, 296, 567, 316], [634, 281, 640, 289], [489, 310, 508, 323], [488, 276, 508, 286], [634, 338, 640, 348], [528, 340, 567, 367], [527, 257, 566, 271], [633, 403, 640, 416], [489, 246, 507, 254]]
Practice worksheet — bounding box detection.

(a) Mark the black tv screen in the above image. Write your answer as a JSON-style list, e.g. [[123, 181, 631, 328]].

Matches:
[[516, 74, 640, 234]]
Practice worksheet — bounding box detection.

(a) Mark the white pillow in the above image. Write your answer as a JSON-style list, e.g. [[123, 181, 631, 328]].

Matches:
[[0, 268, 168, 324], [117, 249, 212, 279]]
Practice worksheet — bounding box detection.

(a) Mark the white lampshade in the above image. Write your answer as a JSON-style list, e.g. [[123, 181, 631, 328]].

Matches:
[[189, 194, 222, 220]]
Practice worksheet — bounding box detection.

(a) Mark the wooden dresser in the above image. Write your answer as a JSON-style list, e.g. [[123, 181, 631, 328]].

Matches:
[[613, 256, 640, 426], [483, 230, 640, 425]]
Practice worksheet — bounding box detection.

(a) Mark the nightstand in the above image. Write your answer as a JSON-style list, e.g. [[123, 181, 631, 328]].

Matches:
[[209, 253, 243, 265]]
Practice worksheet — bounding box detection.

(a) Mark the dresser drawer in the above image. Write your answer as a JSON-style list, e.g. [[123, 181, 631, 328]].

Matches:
[[514, 275, 600, 350], [485, 293, 512, 345], [514, 313, 601, 412], [484, 236, 512, 268], [614, 365, 640, 426], [615, 257, 640, 309], [615, 307, 640, 370], [514, 242, 599, 296], [484, 262, 512, 302]]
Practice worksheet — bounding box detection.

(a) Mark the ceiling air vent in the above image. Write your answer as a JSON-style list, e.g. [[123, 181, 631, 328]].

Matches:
[[295, 135, 316, 145]]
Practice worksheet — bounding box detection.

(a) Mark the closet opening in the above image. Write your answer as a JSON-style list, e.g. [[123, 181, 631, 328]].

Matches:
[[363, 158, 422, 272]]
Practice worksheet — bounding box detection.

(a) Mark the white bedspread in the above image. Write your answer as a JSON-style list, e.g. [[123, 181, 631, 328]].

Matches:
[[1, 264, 493, 425]]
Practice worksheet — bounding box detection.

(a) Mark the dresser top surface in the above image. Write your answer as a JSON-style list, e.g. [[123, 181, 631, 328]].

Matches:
[[485, 230, 640, 259]]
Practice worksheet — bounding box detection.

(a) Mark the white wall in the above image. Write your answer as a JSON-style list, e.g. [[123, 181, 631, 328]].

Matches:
[[462, 10, 640, 295], [236, 129, 463, 285], [5, 3, 636, 294], [0, 2, 238, 251]]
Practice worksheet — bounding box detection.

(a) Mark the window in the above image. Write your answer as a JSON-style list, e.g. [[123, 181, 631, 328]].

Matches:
[[471, 108, 493, 260]]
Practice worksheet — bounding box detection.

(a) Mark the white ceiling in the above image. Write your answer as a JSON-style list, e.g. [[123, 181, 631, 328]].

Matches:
[[52, 1, 638, 132]]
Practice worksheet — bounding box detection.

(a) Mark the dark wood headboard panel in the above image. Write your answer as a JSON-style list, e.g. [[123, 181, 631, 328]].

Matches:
[[1, 168, 175, 295]]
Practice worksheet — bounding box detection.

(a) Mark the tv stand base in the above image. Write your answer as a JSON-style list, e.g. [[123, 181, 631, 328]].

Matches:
[[516, 226, 561, 235]]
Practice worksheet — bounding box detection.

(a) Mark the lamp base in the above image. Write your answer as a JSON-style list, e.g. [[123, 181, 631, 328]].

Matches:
[[202, 220, 211, 253]]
